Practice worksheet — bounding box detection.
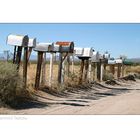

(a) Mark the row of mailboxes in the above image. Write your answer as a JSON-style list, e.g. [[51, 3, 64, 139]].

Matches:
[[7, 34, 36, 48]]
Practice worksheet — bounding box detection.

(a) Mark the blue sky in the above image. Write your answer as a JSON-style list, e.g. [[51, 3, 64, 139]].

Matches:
[[0, 23, 140, 58]]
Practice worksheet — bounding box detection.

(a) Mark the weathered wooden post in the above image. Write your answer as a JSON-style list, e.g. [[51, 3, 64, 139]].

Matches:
[[115, 59, 123, 78], [103, 52, 110, 76], [79, 58, 85, 84], [34, 43, 53, 90], [56, 42, 74, 85], [49, 53, 54, 87], [88, 59, 92, 82], [27, 38, 36, 62], [41, 52, 46, 85], [97, 54, 104, 82], [75, 47, 93, 84], [71, 54, 75, 74], [91, 51, 99, 81], [108, 59, 116, 77], [7, 34, 29, 88]]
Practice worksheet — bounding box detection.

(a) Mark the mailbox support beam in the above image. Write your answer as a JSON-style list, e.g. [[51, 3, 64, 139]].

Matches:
[[49, 53, 54, 87], [117, 63, 121, 78], [88, 60, 92, 82], [97, 60, 101, 81], [79, 59, 85, 84], [84, 59, 89, 82], [71, 55, 74, 74], [110, 65, 115, 76], [13, 46, 17, 64], [58, 53, 68, 85], [41, 53, 46, 86], [23, 47, 28, 88], [15, 46, 22, 70], [35, 52, 43, 90], [122, 64, 125, 77]]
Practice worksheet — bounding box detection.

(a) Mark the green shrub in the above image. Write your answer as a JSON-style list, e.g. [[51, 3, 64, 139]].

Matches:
[[0, 62, 33, 108], [103, 72, 114, 81]]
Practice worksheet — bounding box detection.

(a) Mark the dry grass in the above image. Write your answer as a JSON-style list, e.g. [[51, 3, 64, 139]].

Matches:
[[125, 65, 140, 74]]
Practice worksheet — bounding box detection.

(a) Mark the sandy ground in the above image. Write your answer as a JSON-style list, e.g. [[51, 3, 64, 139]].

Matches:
[[0, 79, 140, 115]]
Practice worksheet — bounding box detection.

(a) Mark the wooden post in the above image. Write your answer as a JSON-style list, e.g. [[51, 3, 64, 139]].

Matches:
[[13, 46, 17, 64], [122, 64, 125, 77], [92, 62, 97, 81], [100, 63, 103, 82], [49, 53, 54, 87], [84, 59, 89, 82], [104, 63, 107, 75], [15, 46, 22, 71], [27, 47, 32, 62], [35, 52, 43, 90], [78, 59, 85, 84], [66, 54, 70, 77], [41, 53, 46, 86], [88, 60, 92, 82], [97, 60, 101, 81], [71, 54, 74, 74], [23, 47, 28, 88], [117, 63, 121, 78], [61, 58, 65, 84], [110, 65, 115, 76], [58, 53, 63, 84]]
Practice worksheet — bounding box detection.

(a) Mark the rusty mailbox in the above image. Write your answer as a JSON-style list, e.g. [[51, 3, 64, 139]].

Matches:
[[56, 42, 74, 53]]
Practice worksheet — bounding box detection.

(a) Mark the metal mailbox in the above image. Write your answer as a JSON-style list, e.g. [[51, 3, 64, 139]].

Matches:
[[108, 59, 116, 65], [56, 42, 74, 53], [34, 43, 53, 52], [91, 51, 100, 62], [28, 38, 36, 48], [74, 47, 84, 57], [82, 48, 93, 58], [52, 43, 60, 52], [103, 53, 110, 59], [99, 53, 104, 60], [115, 59, 123, 64], [7, 34, 29, 47]]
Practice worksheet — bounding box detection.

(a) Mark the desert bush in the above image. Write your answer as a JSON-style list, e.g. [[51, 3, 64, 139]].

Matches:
[[0, 62, 33, 108], [103, 72, 114, 81]]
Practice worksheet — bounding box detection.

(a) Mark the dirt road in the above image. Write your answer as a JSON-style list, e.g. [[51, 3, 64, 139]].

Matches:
[[0, 79, 140, 115]]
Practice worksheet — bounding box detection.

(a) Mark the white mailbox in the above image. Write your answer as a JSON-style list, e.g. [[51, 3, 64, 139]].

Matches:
[[108, 59, 116, 65], [56, 42, 74, 53], [82, 48, 93, 58], [28, 38, 36, 48], [103, 53, 110, 59], [34, 43, 53, 52], [7, 34, 29, 47], [115, 59, 123, 64], [74, 47, 84, 57], [52, 43, 60, 52], [91, 51, 100, 62], [99, 53, 104, 60]]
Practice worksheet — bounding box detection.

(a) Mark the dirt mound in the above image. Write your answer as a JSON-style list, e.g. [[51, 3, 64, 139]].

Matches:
[[122, 74, 136, 81], [105, 80, 119, 85]]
